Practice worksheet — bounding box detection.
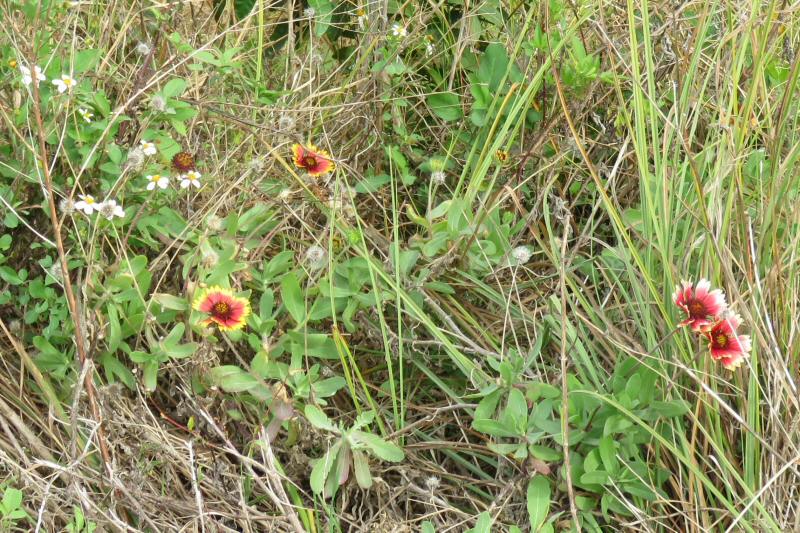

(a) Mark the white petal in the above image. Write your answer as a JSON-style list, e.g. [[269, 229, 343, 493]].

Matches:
[[180, 180, 190, 189], [147, 182, 155, 190], [191, 180, 201, 188]]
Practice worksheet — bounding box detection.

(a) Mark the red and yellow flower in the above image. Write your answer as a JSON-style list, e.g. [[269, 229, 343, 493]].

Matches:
[[705, 313, 751, 370], [291, 143, 335, 176], [672, 279, 727, 332], [192, 286, 251, 331]]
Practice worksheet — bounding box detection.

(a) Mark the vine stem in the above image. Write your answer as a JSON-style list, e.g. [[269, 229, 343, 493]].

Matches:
[[27, 55, 113, 480]]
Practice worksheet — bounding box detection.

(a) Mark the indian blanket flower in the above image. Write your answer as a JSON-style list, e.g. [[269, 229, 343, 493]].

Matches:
[[705, 313, 751, 370], [52, 74, 77, 93], [172, 151, 196, 173], [291, 143, 335, 176], [98, 199, 125, 220], [146, 174, 169, 190], [192, 286, 251, 331], [672, 279, 727, 332], [74, 194, 98, 215], [20, 64, 45, 87], [180, 170, 202, 189], [140, 139, 157, 156], [78, 107, 94, 123]]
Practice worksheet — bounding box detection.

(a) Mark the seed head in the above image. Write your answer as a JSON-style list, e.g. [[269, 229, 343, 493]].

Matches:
[[136, 42, 152, 56], [431, 170, 446, 185], [125, 147, 146, 171], [511, 245, 533, 265], [59, 198, 76, 215], [305, 245, 327, 269], [150, 94, 167, 112]]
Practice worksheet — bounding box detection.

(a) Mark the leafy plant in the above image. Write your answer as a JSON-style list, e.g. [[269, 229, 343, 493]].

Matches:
[[305, 406, 404, 498]]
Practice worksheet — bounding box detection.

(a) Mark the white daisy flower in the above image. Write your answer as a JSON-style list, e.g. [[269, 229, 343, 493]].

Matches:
[[20, 64, 45, 87], [390, 23, 407, 38], [78, 108, 94, 123], [139, 139, 157, 156], [52, 74, 77, 93], [98, 199, 125, 220], [146, 174, 169, 190], [180, 170, 202, 189], [74, 194, 98, 215], [426, 42, 435, 56]]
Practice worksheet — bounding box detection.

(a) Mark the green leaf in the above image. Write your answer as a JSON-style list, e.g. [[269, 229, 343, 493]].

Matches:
[[527, 475, 551, 530], [281, 272, 306, 323], [305, 404, 336, 431], [2, 488, 22, 511], [427, 92, 463, 121], [467, 512, 493, 533], [352, 449, 372, 489], [162, 78, 188, 98], [505, 388, 528, 433], [73, 49, 100, 72], [421, 522, 436, 533], [207, 365, 260, 392], [598, 436, 619, 474], [143, 361, 159, 391], [472, 418, 519, 438], [351, 431, 404, 462], [106, 304, 121, 353], [152, 293, 189, 311], [310, 441, 340, 494]]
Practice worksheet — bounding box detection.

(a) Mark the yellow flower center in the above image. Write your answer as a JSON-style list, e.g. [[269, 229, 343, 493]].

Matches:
[[213, 301, 230, 316], [86, 197, 95, 204], [149, 175, 160, 182], [303, 155, 318, 168], [716, 334, 728, 347]]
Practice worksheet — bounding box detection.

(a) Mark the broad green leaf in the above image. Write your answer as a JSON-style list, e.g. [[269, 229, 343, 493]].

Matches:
[[310, 441, 341, 495], [106, 304, 121, 353], [162, 78, 188, 98], [527, 475, 550, 530], [305, 404, 336, 431], [427, 92, 463, 121], [207, 365, 260, 392], [472, 418, 519, 438], [352, 449, 372, 489], [280, 272, 306, 323], [143, 361, 159, 391], [351, 431, 404, 462], [152, 293, 189, 311], [2, 487, 22, 511]]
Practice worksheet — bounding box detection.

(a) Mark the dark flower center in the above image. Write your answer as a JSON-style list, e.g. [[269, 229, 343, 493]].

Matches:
[[715, 334, 728, 347], [303, 155, 318, 168], [688, 301, 705, 316], [213, 301, 230, 317]]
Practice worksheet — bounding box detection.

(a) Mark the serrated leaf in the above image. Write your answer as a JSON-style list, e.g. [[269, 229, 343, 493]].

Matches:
[[304, 404, 336, 431], [310, 441, 340, 495]]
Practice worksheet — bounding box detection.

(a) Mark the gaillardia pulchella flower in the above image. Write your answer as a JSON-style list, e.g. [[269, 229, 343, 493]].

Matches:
[[672, 279, 727, 332], [292, 143, 335, 176], [705, 313, 751, 370], [192, 286, 251, 331]]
